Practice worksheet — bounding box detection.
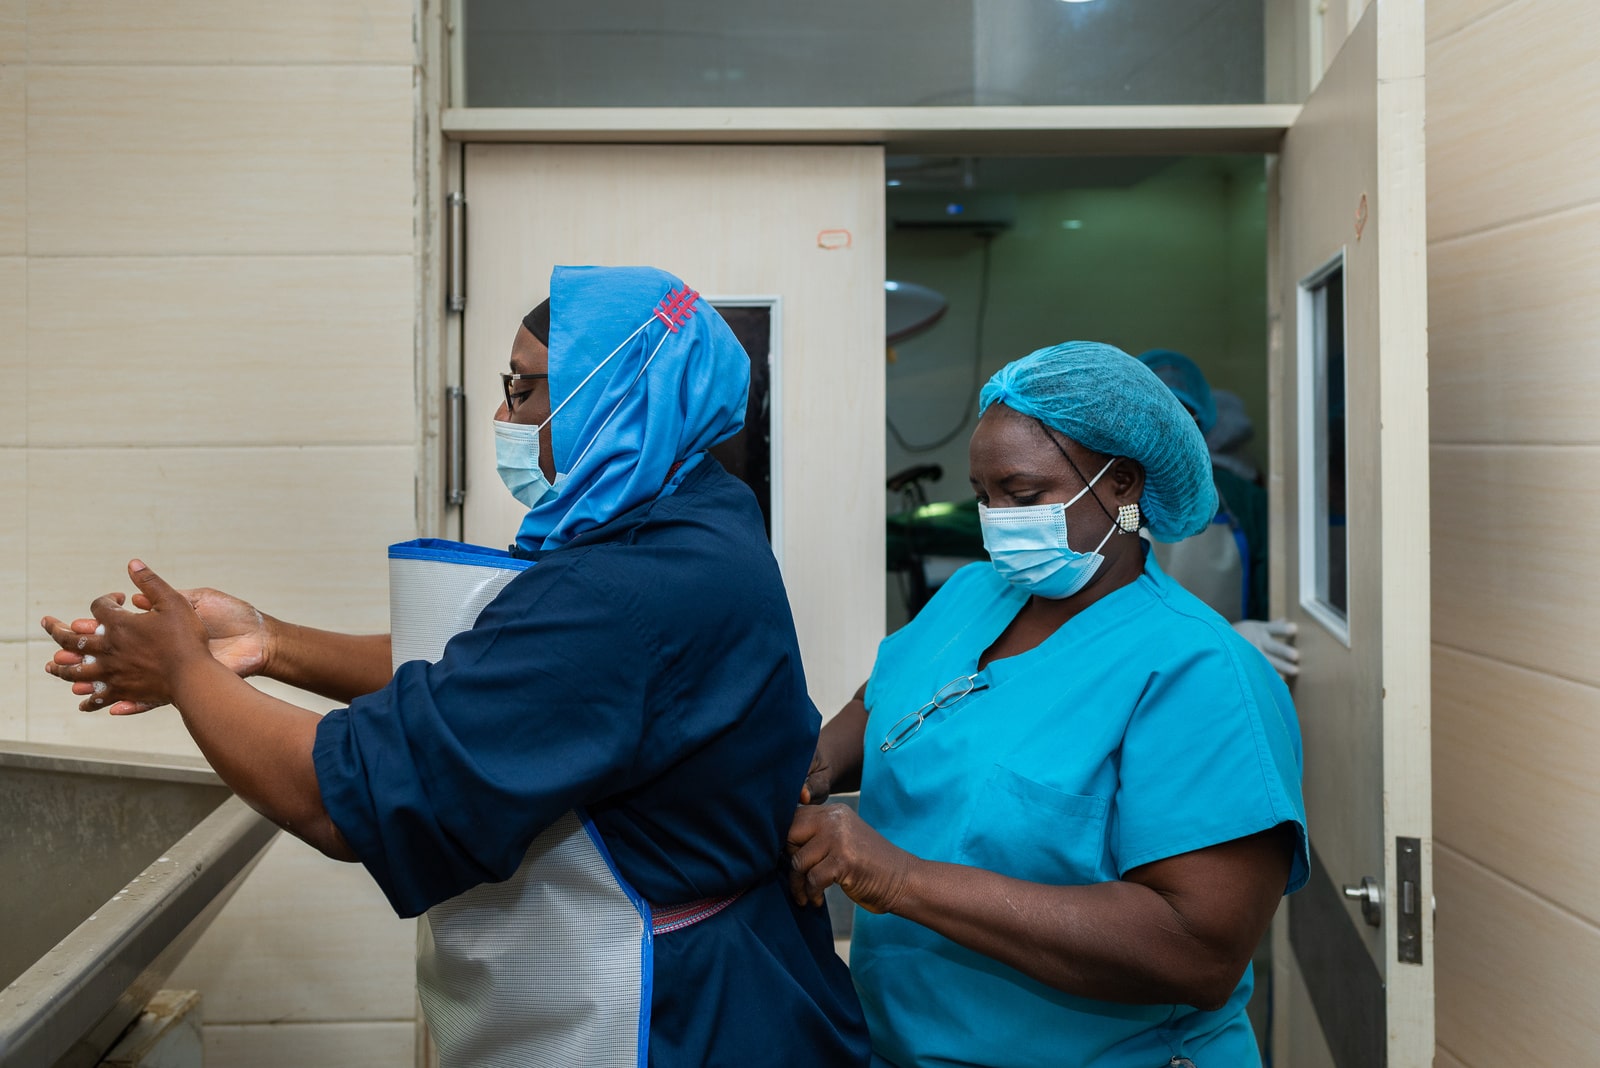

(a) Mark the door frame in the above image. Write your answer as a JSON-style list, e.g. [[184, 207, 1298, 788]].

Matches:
[[410, 8, 1423, 1068]]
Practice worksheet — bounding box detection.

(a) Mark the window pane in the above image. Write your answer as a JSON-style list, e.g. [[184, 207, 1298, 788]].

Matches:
[[462, 0, 1269, 108], [1321, 268, 1348, 617]]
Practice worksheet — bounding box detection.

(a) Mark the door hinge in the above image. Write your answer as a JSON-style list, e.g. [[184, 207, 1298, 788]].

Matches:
[[1396, 836, 1423, 965], [446, 192, 466, 312], [444, 386, 466, 506]]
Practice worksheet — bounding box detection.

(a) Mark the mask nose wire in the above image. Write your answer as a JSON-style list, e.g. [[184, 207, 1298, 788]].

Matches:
[[1037, 422, 1127, 533]]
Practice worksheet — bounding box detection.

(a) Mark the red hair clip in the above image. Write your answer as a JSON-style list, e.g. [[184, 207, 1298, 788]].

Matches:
[[654, 287, 700, 333]]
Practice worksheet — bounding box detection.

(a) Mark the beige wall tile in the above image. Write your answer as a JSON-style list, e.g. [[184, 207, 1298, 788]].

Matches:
[[0, 641, 25, 740], [28, 66, 414, 256], [28, 256, 415, 447], [0, 0, 23, 64], [29, 0, 413, 65], [171, 834, 417, 1023], [1432, 445, 1600, 687], [1435, 846, 1600, 1064], [203, 1021, 413, 1068], [1426, 0, 1514, 42], [0, 257, 23, 446], [26, 634, 204, 753], [0, 448, 21, 638], [1427, 0, 1600, 242], [1429, 204, 1600, 445], [0, 65, 22, 255], [1434, 646, 1600, 926], [26, 445, 415, 635]]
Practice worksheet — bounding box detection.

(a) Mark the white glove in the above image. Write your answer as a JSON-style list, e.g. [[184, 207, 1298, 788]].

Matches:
[[1234, 618, 1300, 678]]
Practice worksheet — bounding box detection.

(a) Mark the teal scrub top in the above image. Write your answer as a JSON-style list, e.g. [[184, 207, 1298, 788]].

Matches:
[[852, 551, 1309, 1068]]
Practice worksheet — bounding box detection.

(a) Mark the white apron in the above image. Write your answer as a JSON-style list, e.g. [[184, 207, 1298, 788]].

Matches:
[[389, 539, 737, 1068], [1150, 512, 1249, 623]]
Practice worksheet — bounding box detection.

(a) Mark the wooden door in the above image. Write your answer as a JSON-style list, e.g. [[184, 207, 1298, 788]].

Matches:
[[1268, 3, 1432, 1065], [459, 143, 885, 714]]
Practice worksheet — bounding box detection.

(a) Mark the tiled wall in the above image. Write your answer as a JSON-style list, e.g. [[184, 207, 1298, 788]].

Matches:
[[1426, 0, 1600, 1062], [1, 1, 424, 1063]]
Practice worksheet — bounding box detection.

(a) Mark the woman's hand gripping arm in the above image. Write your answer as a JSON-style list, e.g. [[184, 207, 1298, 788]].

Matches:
[[787, 802, 1294, 1012], [799, 681, 870, 805]]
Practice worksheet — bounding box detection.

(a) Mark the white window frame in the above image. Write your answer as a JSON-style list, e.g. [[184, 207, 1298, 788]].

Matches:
[[1295, 250, 1352, 646]]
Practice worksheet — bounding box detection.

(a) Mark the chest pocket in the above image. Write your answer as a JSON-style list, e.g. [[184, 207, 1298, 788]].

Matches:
[[958, 764, 1111, 886]]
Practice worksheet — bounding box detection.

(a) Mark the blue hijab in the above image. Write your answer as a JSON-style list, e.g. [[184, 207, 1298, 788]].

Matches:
[[515, 265, 749, 552]]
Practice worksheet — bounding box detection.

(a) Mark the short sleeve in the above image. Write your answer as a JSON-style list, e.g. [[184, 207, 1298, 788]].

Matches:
[[1113, 628, 1309, 894], [313, 556, 659, 917]]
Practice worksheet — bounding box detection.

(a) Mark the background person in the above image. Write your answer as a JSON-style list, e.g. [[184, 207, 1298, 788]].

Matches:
[[1136, 348, 1299, 679], [788, 341, 1307, 1068], [43, 266, 870, 1067]]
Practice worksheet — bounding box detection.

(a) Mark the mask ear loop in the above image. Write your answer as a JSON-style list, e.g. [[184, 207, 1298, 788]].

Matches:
[[537, 316, 656, 434], [563, 318, 676, 474], [1037, 423, 1132, 535]]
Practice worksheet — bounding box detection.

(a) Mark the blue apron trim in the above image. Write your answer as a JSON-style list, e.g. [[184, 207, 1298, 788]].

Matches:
[[388, 537, 538, 571], [578, 810, 653, 1068], [1212, 509, 1252, 621]]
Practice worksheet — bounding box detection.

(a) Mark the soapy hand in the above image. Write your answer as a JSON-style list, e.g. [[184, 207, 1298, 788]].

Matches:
[[1233, 618, 1300, 679], [42, 561, 218, 714]]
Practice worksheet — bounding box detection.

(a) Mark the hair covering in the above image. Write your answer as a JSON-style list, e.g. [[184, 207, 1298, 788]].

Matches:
[[522, 299, 550, 345], [979, 341, 1218, 542], [514, 265, 749, 552], [1135, 349, 1217, 435], [1206, 389, 1260, 483]]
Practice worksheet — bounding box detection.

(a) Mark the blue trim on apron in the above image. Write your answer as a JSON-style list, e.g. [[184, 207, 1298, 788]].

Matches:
[[579, 809, 654, 1068]]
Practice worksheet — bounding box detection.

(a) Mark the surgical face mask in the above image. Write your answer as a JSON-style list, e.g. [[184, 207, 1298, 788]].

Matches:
[[979, 458, 1119, 599], [494, 310, 679, 511], [494, 419, 557, 509]]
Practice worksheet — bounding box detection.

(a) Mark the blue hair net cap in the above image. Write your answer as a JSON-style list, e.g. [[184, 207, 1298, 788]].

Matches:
[[979, 342, 1218, 542], [1135, 349, 1217, 435]]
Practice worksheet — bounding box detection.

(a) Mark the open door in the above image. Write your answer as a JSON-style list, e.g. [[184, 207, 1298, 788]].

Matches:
[[1269, 3, 1432, 1066]]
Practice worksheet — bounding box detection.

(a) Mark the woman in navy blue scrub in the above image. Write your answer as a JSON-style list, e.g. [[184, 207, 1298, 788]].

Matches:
[[43, 266, 870, 1067], [788, 342, 1308, 1068]]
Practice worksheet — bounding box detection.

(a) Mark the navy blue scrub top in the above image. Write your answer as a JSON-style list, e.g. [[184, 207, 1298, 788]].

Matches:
[[314, 458, 870, 1066]]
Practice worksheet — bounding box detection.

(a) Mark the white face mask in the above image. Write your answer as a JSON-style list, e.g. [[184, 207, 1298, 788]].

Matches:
[[978, 458, 1118, 599], [494, 312, 675, 510], [494, 419, 556, 509]]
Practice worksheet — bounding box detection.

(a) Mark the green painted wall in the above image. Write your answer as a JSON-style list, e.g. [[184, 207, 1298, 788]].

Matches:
[[885, 156, 1269, 504]]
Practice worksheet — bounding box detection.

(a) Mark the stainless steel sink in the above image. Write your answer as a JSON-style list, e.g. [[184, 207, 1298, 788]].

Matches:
[[0, 742, 278, 1068]]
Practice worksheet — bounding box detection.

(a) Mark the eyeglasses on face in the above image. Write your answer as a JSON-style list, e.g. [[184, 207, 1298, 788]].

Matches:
[[880, 673, 988, 752], [501, 372, 549, 414]]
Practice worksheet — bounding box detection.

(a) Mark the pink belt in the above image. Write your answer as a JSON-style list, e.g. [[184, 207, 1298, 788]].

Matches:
[[649, 891, 744, 935]]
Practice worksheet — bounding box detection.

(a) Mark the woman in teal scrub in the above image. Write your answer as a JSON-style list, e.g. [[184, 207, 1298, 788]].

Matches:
[[788, 341, 1308, 1068]]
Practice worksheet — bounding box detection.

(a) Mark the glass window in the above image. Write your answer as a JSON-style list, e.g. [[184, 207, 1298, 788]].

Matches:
[[1298, 256, 1348, 636], [460, 0, 1271, 108]]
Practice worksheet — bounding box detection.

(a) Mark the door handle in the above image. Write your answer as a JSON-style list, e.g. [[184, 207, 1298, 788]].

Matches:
[[1342, 876, 1382, 928]]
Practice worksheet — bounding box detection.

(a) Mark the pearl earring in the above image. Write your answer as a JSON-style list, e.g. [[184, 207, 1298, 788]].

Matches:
[[1116, 502, 1142, 533]]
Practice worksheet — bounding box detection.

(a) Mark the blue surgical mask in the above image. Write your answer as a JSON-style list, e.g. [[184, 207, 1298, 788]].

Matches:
[[494, 315, 666, 512], [979, 458, 1119, 599], [494, 419, 557, 509]]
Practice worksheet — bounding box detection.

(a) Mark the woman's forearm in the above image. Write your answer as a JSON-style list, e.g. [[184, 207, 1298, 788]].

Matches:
[[817, 684, 869, 795], [888, 860, 1245, 1009], [171, 654, 356, 861], [263, 618, 392, 703]]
